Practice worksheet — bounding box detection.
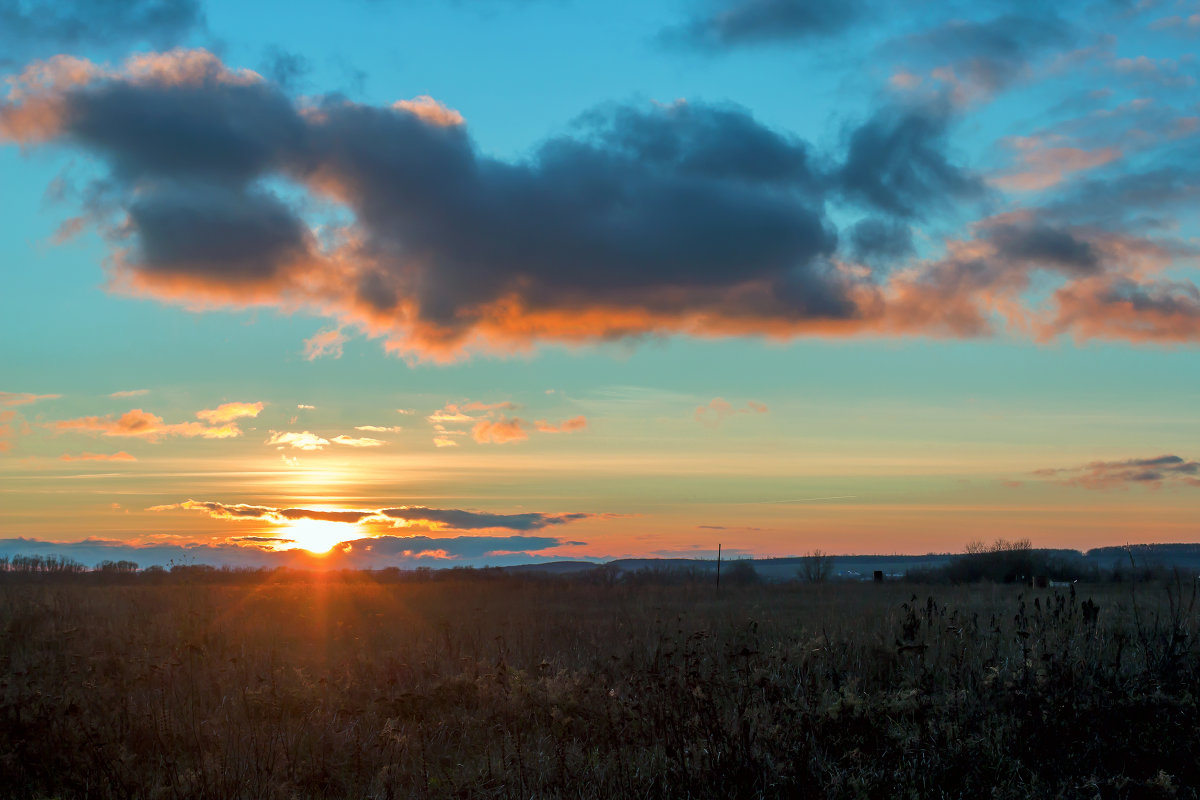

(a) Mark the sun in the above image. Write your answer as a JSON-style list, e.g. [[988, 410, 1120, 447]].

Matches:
[[281, 518, 354, 554]]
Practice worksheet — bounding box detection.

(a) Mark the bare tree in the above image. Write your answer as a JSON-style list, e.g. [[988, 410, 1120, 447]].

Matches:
[[799, 549, 832, 583]]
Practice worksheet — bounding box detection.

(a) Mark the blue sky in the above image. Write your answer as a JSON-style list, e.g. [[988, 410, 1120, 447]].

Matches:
[[1, 0, 1198, 567]]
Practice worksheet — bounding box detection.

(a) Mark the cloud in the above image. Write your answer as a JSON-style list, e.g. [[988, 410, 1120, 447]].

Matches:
[[60, 451, 137, 462], [432, 437, 459, 448], [662, 0, 864, 50], [992, 139, 1122, 192], [0, 0, 204, 60], [836, 104, 984, 219], [0, 534, 573, 569], [354, 425, 403, 433], [534, 415, 588, 434], [0, 392, 60, 406], [4, 48, 1199, 356], [303, 327, 348, 360], [695, 398, 768, 424], [886, 13, 1076, 104], [1034, 455, 1200, 489], [330, 434, 384, 447], [391, 95, 463, 127], [0, 410, 16, 452], [195, 401, 264, 425], [265, 430, 328, 450], [472, 416, 529, 444], [109, 389, 149, 398], [53, 408, 241, 441], [297, 404, 315, 409], [154, 499, 597, 532]]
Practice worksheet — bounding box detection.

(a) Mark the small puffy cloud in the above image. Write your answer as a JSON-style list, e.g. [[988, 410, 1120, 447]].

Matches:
[[433, 437, 459, 448], [195, 401, 264, 424], [1034, 455, 1200, 490], [330, 434, 384, 447], [303, 327, 348, 360], [53, 408, 240, 441], [472, 416, 529, 444], [534, 415, 588, 434], [265, 430, 329, 450], [60, 451, 137, 462], [109, 389, 149, 398], [695, 398, 769, 424], [0, 392, 60, 406], [355, 425, 403, 433], [396, 408, 415, 415], [297, 404, 315, 409]]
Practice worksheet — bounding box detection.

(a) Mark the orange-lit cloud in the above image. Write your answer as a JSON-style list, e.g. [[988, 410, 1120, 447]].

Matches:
[[60, 451, 137, 462], [195, 401, 265, 425], [534, 415, 588, 433], [303, 327, 348, 360], [392, 95, 464, 127], [993, 140, 1122, 192], [433, 437, 459, 448], [472, 416, 529, 444], [0, 391, 60, 406], [354, 425, 403, 433], [109, 389, 149, 398], [53, 408, 242, 441]]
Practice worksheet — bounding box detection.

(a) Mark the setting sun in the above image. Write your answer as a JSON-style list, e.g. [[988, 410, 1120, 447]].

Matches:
[[280, 519, 355, 554]]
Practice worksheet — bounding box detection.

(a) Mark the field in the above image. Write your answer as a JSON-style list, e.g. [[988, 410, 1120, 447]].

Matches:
[[2, 573, 1198, 799]]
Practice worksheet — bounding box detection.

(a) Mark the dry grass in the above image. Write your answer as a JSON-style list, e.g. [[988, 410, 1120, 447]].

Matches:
[[1, 574, 1197, 798]]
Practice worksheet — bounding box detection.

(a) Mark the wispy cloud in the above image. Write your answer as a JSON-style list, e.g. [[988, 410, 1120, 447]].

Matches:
[[109, 389, 149, 398], [60, 451, 137, 462], [1034, 455, 1200, 489], [354, 425, 403, 433], [53, 408, 244, 441], [534, 416, 588, 434], [695, 398, 769, 425], [330, 434, 384, 448], [195, 401, 265, 425], [0, 391, 60, 407], [303, 328, 348, 360]]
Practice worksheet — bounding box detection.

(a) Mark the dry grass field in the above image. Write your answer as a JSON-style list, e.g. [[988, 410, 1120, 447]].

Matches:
[[1, 573, 1197, 798]]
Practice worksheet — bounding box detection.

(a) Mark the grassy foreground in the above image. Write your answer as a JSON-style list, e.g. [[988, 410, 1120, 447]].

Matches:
[[1, 575, 1197, 799]]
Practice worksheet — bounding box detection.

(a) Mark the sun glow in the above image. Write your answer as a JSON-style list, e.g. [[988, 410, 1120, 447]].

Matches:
[[280, 518, 356, 554]]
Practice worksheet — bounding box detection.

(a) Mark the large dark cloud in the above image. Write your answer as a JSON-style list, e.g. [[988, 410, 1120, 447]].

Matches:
[[836, 105, 984, 219], [3, 49, 1198, 355], [0, 0, 203, 61], [662, 0, 865, 50]]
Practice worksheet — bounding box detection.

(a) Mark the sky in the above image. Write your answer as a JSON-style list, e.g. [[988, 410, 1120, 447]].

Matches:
[[1, 0, 1199, 569]]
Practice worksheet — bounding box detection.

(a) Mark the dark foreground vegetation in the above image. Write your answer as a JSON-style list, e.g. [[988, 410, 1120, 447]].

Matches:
[[2, 570, 1198, 798]]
